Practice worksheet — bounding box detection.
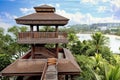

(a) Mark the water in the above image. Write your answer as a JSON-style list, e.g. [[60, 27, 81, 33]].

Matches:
[[76, 34, 120, 54]]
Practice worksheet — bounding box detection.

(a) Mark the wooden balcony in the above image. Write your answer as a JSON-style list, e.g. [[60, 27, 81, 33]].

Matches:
[[18, 32, 68, 44]]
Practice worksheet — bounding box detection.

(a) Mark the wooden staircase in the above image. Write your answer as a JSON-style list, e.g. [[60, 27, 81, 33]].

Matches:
[[41, 58, 58, 80], [34, 47, 56, 59]]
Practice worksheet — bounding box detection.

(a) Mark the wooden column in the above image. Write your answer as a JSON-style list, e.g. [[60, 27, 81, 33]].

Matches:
[[31, 44, 35, 59], [55, 26, 58, 37], [65, 75, 68, 80], [37, 25, 39, 32], [56, 44, 59, 58], [55, 25, 59, 58], [30, 25, 34, 59], [71, 75, 75, 80], [30, 25, 33, 31]]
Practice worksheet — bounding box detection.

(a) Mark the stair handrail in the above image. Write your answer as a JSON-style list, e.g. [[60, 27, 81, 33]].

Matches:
[[40, 62, 48, 80]]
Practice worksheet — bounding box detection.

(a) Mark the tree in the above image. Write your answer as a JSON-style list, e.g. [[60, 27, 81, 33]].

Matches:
[[40, 26, 54, 32], [0, 54, 11, 71], [8, 26, 29, 59], [91, 32, 109, 53], [67, 33, 79, 49]]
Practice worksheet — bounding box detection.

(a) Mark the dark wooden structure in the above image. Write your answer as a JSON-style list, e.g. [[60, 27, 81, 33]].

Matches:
[[1, 5, 81, 80]]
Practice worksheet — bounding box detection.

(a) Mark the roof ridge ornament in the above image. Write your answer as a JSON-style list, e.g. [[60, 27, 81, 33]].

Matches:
[[34, 4, 55, 13]]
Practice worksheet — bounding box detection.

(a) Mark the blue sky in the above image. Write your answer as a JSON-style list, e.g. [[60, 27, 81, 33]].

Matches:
[[0, 0, 120, 30]]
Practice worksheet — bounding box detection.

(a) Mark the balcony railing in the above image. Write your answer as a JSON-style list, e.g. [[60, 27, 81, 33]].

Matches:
[[18, 32, 67, 40]]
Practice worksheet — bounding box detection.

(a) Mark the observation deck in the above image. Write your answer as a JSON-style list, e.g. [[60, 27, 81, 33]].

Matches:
[[18, 32, 68, 44]]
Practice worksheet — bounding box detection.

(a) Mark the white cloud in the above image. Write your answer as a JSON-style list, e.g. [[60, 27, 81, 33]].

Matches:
[[56, 3, 60, 8], [0, 18, 12, 32], [4, 12, 17, 19], [20, 4, 60, 14], [110, 0, 120, 20], [98, 6, 106, 13], [20, 8, 34, 14], [56, 9, 120, 25], [81, 0, 110, 4], [111, 0, 120, 8], [81, 0, 98, 4], [101, 0, 109, 3]]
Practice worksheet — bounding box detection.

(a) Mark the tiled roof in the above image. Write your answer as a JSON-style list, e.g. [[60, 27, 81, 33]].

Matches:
[[1, 48, 81, 76], [16, 13, 68, 21], [57, 59, 80, 73], [15, 5, 69, 25], [1, 59, 47, 76]]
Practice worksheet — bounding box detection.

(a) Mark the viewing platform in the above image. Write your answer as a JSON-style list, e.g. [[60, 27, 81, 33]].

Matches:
[[18, 32, 68, 44]]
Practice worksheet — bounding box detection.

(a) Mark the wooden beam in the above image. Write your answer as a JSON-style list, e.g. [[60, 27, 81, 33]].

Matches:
[[1, 73, 42, 76]]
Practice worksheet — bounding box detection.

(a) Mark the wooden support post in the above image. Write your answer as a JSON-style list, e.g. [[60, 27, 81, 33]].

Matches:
[[37, 25, 39, 32], [55, 26, 58, 32], [55, 25, 59, 58], [31, 44, 35, 59], [30, 25, 33, 31], [65, 75, 68, 80], [56, 44, 59, 58], [55, 25, 58, 37], [71, 75, 75, 80]]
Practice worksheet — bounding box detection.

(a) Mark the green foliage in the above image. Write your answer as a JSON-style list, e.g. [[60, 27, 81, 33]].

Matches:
[[68, 24, 91, 33], [105, 65, 120, 80], [91, 32, 109, 53], [8, 26, 29, 59], [71, 41, 82, 54], [67, 33, 79, 49], [70, 32, 112, 58], [75, 54, 120, 80], [75, 55, 95, 80], [0, 54, 11, 71], [40, 26, 54, 32], [68, 32, 120, 80]]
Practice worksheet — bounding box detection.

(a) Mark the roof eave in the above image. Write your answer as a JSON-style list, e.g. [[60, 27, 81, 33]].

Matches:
[[15, 19, 69, 26]]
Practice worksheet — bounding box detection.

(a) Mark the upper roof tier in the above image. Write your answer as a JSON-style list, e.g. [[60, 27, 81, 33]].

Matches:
[[15, 5, 69, 26], [34, 5, 55, 13]]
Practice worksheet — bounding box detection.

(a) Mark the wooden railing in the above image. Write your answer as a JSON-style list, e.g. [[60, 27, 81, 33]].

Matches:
[[18, 32, 67, 39], [40, 62, 48, 80]]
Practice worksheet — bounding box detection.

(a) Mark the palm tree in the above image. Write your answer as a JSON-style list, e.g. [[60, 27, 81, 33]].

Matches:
[[91, 32, 108, 53], [91, 65, 120, 80]]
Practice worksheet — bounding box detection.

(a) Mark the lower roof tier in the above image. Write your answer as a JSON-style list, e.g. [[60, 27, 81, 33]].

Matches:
[[1, 48, 81, 76], [1, 59, 80, 76]]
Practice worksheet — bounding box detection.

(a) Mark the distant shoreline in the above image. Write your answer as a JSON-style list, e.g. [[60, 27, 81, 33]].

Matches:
[[77, 33, 120, 54]]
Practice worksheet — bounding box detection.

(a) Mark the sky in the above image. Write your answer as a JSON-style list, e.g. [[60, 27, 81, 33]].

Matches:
[[0, 0, 120, 30]]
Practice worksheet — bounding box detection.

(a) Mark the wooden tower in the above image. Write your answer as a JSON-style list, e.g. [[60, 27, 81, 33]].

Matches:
[[1, 5, 81, 80]]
